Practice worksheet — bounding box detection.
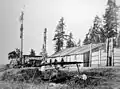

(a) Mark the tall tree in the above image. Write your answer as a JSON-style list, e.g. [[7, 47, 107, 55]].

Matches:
[[103, 0, 119, 66], [92, 15, 105, 43], [53, 17, 66, 52], [66, 32, 75, 48], [103, 0, 119, 38], [30, 49, 36, 56], [84, 15, 105, 45], [83, 16, 104, 45]]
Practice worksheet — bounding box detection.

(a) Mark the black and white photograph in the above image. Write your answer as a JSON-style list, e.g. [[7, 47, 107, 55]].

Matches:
[[0, 0, 120, 88]]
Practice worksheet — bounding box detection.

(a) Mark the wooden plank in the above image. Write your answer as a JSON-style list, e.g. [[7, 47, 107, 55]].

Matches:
[[91, 64, 99, 67], [114, 62, 120, 66], [114, 59, 120, 62]]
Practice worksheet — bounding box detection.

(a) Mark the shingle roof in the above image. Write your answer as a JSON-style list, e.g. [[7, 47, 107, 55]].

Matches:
[[49, 43, 105, 58]]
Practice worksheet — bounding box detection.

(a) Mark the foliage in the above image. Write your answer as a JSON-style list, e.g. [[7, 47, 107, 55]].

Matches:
[[83, 0, 119, 45], [83, 16, 104, 45], [77, 39, 81, 46], [8, 48, 21, 66], [83, 33, 90, 45], [8, 48, 20, 60], [1, 67, 120, 89], [103, 0, 120, 66], [103, 0, 119, 38], [54, 37, 64, 52], [53, 17, 67, 52], [30, 49, 36, 56], [66, 32, 75, 48]]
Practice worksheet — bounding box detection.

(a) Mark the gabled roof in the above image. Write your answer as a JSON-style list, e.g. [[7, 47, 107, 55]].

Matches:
[[49, 43, 105, 58], [50, 46, 79, 58], [68, 43, 105, 55]]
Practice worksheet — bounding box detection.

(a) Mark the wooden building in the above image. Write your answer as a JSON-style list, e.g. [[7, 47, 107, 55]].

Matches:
[[47, 41, 120, 68], [47, 43, 105, 67], [23, 55, 42, 67]]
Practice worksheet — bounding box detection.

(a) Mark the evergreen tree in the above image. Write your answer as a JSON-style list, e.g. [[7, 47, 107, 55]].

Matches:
[[103, 0, 119, 38], [92, 15, 105, 43], [83, 33, 90, 45], [66, 32, 75, 48], [53, 17, 66, 52], [88, 26, 98, 43], [103, 0, 119, 66], [30, 49, 36, 56], [83, 16, 104, 45], [89, 16, 104, 44]]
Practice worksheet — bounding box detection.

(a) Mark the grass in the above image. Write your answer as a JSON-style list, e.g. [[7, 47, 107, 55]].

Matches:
[[1, 67, 120, 89]]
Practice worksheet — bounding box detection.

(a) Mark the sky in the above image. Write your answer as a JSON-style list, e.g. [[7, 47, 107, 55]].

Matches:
[[0, 0, 120, 64]]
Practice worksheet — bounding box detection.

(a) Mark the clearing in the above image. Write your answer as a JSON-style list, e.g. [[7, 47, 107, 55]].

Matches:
[[0, 67, 120, 89]]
